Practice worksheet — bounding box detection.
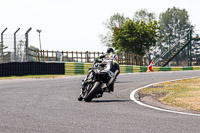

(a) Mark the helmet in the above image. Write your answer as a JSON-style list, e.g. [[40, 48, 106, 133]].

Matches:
[[107, 48, 114, 53]]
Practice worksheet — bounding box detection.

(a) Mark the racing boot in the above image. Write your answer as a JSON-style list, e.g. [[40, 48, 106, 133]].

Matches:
[[107, 82, 114, 92], [103, 84, 114, 93], [95, 89, 103, 98]]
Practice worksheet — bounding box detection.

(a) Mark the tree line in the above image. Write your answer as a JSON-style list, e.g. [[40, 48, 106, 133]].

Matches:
[[100, 7, 193, 64]]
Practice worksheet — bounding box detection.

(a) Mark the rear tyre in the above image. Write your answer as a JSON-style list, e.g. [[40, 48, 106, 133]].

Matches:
[[84, 82, 101, 102]]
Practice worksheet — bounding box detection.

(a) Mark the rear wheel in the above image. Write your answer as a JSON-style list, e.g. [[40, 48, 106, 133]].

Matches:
[[84, 81, 101, 102]]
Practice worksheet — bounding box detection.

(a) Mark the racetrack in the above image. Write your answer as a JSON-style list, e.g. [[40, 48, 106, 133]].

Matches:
[[1, 71, 200, 133]]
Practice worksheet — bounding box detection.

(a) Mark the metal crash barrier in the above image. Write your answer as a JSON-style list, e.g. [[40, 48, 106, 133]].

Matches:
[[0, 62, 65, 77]]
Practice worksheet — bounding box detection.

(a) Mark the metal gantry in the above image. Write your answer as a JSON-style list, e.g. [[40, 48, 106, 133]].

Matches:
[[152, 29, 200, 67]]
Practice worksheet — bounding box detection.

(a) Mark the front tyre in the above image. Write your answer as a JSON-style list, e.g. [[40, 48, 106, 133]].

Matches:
[[84, 81, 101, 102], [78, 95, 83, 101]]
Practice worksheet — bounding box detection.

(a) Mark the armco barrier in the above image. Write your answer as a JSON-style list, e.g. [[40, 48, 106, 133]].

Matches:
[[0, 62, 65, 77], [1, 62, 199, 77], [160, 67, 171, 71], [171, 67, 183, 71], [126, 65, 133, 73], [193, 66, 200, 70], [65, 62, 92, 75], [65, 62, 200, 75], [119, 65, 126, 73], [152, 67, 160, 71], [140, 66, 148, 72], [64, 63, 148, 75], [183, 66, 193, 70], [133, 66, 140, 72]]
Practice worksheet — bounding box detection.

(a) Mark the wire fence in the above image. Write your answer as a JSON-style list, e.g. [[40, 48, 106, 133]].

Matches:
[[28, 49, 148, 66], [0, 28, 32, 63], [2, 34, 26, 62], [4, 28, 200, 66]]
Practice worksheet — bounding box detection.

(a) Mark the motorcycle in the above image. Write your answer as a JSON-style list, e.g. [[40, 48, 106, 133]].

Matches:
[[78, 59, 119, 102]]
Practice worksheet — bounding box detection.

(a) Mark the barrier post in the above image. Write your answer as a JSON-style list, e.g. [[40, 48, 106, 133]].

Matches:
[[25, 27, 32, 61], [14, 28, 20, 62], [1, 28, 7, 62]]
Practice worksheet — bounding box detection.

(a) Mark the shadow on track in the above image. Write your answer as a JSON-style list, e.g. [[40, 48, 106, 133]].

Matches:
[[92, 99, 132, 103]]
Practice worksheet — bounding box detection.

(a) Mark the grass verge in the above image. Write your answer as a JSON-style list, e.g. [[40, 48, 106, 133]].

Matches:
[[139, 77, 200, 112]]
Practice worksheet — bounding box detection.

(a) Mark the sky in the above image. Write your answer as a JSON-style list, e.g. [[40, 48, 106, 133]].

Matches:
[[0, 0, 200, 52]]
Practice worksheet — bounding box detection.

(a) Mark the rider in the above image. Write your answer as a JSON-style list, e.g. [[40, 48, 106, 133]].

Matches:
[[96, 47, 120, 92]]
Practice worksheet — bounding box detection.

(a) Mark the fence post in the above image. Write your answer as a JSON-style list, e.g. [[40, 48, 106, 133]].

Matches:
[[94, 52, 95, 61], [72, 51, 73, 62], [81, 51, 82, 62], [66, 51, 68, 62], [125, 53, 127, 65], [1, 28, 7, 63], [47, 50, 49, 61], [25, 28, 32, 62], [145, 56, 148, 66], [140, 56, 143, 66], [131, 52, 134, 65], [52, 50, 54, 61], [86, 51, 89, 62], [89, 52, 91, 63], [127, 53, 129, 65], [35, 49, 38, 61], [137, 55, 140, 65], [189, 30, 192, 66], [121, 53, 123, 64], [37, 49, 40, 62], [62, 51, 64, 62], [38, 50, 40, 62], [14, 28, 20, 62], [43, 50, 45, 61], [76, 51, 78, 62]]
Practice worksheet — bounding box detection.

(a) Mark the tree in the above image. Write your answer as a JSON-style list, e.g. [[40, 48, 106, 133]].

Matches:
[[159, 6, 192, 46], [159, 7, 192, 36], [134, 9, 156, 24], [113, 19, 160, 56], [99, 13, 126, 47], [158, 7, 193, 65], [100, 10, 160, 59], [133, 9, 159, 62]]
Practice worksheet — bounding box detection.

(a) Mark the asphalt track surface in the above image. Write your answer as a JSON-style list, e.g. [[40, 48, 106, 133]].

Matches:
[[1, 71, 200, 133]]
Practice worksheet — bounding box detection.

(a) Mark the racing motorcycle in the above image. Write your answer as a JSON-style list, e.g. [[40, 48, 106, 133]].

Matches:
[[78, 59, 119, 102]]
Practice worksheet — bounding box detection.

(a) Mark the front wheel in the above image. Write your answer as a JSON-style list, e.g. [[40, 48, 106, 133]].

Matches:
[[84, 81, 101, 102], [78, 95, 83, 101]]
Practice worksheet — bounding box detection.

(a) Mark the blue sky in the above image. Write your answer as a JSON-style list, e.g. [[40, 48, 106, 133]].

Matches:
[[0, 0, 200, 52]]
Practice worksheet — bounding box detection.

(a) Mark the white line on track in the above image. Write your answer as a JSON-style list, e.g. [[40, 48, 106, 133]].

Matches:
[[130, 76, 200, 117]]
